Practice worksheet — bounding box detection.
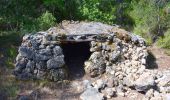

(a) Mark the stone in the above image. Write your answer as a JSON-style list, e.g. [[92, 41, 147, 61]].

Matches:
[[111, 51, 121, 62], [36, 61, 46, 69], [105, 66, 115, 75], [145, 89, 154, 98], [116, 85, 125, 97], [35, 53, 51, 61], [45, 34, 53, 41], [80, 87, 104, 100], [23, 34, 31, 41], [85, 57, 106, 77], [165, 94, 170, 100], [141, 58, 146, 65], [16, 53, 23, 61], [34, 69, 38, 74], [18, 95, 30, 100], [39, 44, 46, 49], [105, 87, 116, 98], [153, 91, 160, 97], [133, 55, 139, 61], [83, 80, 92, 89], [89, 52, 102, 60], [131, 35, 138, 43], [93, 46, 101, 51], [159, 86, 170, 93], [42, 36, 50, 45], [107, 35, 113, 41], [19, 47, 34, 59], [117, 89, 125, 97], [26, 60, 35, 70], [118, 74, 124, 80], [123, 74, 135, 87], [84, 61, 93, 72], [49, 68, 67, 81], [15, 58, 28, 71], [135, 72, 156, 92], [39, 49, 52, 56], [138, 38, 145, 46], [150, 96, 163, 100], [30, 39, 41, 49], [137, 65, 145, 74], [157, 74, 170, 87], [91, 41, 97, 47], [47, 56, 65, 69], [53, 46, 63, 56], [37, 70, 46, 79], [94, 79, 106, 89], [106, 76, 116, 87]]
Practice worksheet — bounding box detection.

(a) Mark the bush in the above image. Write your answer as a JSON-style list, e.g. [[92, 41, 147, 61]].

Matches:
[[5, 46, 17, 69], [79, 0, 115, 24], [157, 30, 170, 49], [37, 11, 56, 31], [132, 25, 152, 46], [130, 0, 170, 43]]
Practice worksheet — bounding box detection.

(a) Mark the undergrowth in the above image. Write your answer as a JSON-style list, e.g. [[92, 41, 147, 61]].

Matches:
[[157, 30, 170, 49]]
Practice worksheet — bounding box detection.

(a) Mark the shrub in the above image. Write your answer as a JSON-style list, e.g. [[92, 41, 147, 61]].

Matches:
[[37, 11, 56, 31], [157, 29, 170, 49], [4, 46, 17, 69], [79, 0, 115, 24], [130, 0, 170, 43], [133, 25, 152, 46]]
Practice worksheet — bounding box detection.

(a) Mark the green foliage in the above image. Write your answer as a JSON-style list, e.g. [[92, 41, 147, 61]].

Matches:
[[133, 25, 153, 45], [0, 32, 18, 69], [79, 0, 115, 24], [130, 0, 170, 41], [5, 47, 17, 69], [0, 0, 41, 31], [0, 31, 21, 46], [0, 84, 19, 98], [157, 30, 170, 49], [130, 0, 157, 36], [37, 11, 56, 31]]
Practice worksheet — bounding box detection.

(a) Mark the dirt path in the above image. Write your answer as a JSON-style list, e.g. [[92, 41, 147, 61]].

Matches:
[[148, 45, 170, 70]]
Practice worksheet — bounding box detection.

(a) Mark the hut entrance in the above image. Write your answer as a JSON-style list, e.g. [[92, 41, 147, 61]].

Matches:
[[61, 42, 91, 80]]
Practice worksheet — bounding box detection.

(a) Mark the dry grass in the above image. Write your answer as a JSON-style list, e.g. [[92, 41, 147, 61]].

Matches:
[[164, 49, 170, 56]]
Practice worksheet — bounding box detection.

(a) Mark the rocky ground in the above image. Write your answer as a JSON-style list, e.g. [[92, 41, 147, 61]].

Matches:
[[0, 45, 169, 100], [15, 46, 170, 100], [0, 45, 170, 100]]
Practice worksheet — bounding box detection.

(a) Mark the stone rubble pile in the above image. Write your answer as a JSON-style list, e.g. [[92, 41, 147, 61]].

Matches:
[[13, 21, 170, 100], [81, 28, 170, 99]]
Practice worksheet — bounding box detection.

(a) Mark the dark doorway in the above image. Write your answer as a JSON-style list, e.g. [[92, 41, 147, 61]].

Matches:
[[61, 42, 91, 80]]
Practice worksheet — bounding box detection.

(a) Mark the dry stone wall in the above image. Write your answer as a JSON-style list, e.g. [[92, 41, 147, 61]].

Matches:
[[14, 21, 170, 100], [14, 32, 68, 81]]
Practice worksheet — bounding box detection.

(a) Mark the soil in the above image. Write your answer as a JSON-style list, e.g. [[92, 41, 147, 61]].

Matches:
[[0, 45, 170, 100], [148, 45, 170, 70]]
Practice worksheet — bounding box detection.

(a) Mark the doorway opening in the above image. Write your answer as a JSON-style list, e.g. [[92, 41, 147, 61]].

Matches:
[[61, 42, 91, 80]]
